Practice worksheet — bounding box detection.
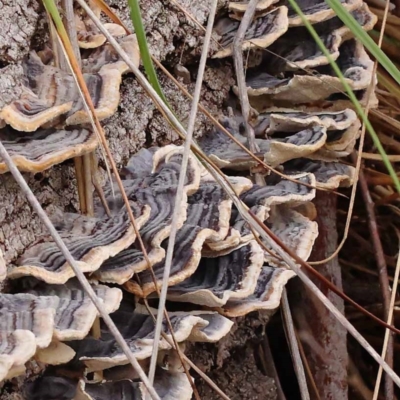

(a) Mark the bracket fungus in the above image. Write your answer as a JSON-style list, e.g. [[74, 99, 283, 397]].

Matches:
[[0, 126, 97, 173], [212, 6, 289, 58], [8, 201, 151, 284], [70, 307, 233, 371], [0, 34, 139, 175], [74, 0, 127, 49], [75, 369, 194, 400], [242, 39, 374, 104]]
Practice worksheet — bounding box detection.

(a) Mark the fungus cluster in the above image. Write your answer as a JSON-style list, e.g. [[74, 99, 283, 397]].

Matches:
[[0, 0, 377, 398]]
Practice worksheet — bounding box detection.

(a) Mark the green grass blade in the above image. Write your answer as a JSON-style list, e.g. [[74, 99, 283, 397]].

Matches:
[[287, 0, 400, 194], [325, 0, 400, 86], [127, 0, 169, 107]]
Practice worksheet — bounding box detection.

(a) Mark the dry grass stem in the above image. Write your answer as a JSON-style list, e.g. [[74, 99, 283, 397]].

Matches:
[[147, 0, 218, 390], [282, 290, 310, 400], [372, 232, 400, 398], [233, 0, 265, 186]]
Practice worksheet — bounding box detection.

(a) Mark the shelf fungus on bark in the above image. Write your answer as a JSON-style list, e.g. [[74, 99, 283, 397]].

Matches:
[[229, 3, 375, 75], [27, 281, 122, 341], [241, 39, 374, 104], [203, 204, 269, 255], [240, 173, 316, 208], [94, 157, 201, 284], [216, 266, 296, 317], [7, 201, 150, 284], [75, 368, 194, 400], [124, 175, 252, 297], [74, 0, 126, 49], [0, 284, 120, 344], [284, 0, 363, 26], [282, 158, 355, 188], [227, 0, 362, 25], [0, 126, 97, 173], [70, 309, 233, 371], [212, 6, 289, 58], [255, 108, 358, 134], [167, 240, 264, 307], [0, 284, 120, 380], [0, 35, 140, 132], [254, 108, 361, 157], [228, 0, 280, 20], [199, 116, 330, 169], [262, 205, 318, 266], [0, 330, 37, 381], [198, 118, 270, 170]]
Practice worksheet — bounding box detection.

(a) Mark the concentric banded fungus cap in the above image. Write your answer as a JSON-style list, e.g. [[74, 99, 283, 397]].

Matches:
[[167, 240, 264, 307], [82, 35, 140, 75], [256, 109, 358, 134], [212, 6, 289, 58], [0, 35, 140, 132], [217, 266, 296, 317], [74, 0, 126, 49], [240, 173, 316, 208], [282, 158, 355, 189], [227, 2, 375, 76], [242, 39, 374, 103], [262, 206, 318, 266], [75, 369, 194, 400], [125, 175, 252, 297], [0, 330, 37, 381], [203, 205, 269, 255], [199, 116, 331, 169], [94, 147, 202, 284], [284, 0, 362, 26], [254, 108, 361, 155], [8, 201, 151, 284], [27, 281, 122, 341], [0, 293, 58, 349], [198, 117, 270, 170], [72, 308, 233, 371], [228, 0, 278, 14], [0, 126, 97, 173]]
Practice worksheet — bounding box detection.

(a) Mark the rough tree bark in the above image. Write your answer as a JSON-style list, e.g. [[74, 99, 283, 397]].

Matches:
[[291, 192, 349, 400]]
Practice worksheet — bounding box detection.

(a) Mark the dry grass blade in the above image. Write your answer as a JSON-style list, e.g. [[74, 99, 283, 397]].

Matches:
[[372, 231, 400, 399], [0, 141, 160, 400], [361, 153, 400, 161], [76, 0, 400, 374], [147, 0, 218, 389], [281, 290, 310, 400], [233, 0, 264, 186], [60, 0, 94, 216]]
